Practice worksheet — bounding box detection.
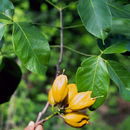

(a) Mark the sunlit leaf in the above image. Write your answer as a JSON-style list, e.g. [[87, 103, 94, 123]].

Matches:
[[76, 56, 109, 110], [12, 22, 50, 75], [0, 0, 14, 21]]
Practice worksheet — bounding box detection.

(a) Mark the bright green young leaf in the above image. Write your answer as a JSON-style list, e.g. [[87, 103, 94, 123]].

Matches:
[[76, 56, 109, 110], [12, 22, 50, 75], [0, 23, 6, 40], [78, 0, 112, 39], [107, 1, 130, 19], [106, 60, 130, 101], [0, 0, 14, 21], [103, 41, 128, 54]]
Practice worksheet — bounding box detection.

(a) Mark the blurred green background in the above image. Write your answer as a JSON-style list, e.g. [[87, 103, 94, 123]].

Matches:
[[0, 0, 130, 130]]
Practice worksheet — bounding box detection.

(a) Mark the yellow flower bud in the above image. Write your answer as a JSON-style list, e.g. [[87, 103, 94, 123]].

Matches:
[[48, 88, 56, 105], [67, 84, 78, 104], [64, 84, 78, 106], [68, 91, 96, 111], [52, 74, 68, 103], [63, 112, 89, 128]]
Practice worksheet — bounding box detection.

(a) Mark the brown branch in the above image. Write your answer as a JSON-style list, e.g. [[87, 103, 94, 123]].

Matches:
[[56, 8, 64, 77], [35, 118, 47, 127], [35, 101, 49, 124], [35, 7, 64, 128]]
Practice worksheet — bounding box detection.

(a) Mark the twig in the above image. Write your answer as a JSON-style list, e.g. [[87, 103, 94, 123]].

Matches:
[[31, 22, 60, 29], [35, 101, 49, 124], [62, 1, 78, 10], [63, 24, 83, 29], [35, 6, 64, 128], [50, 45, 95, 57], [35, 113, 57, 127], [35, 118, 47, 126], [45, 0, 59, 10], [56, 8, 64, 76], [31, 22, 83, 29]]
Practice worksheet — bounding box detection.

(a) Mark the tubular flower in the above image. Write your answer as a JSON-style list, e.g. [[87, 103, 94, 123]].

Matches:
[[52, 74, 68, 103], [48, 88, 56, 105], [63, 112, 89, 128], [68, 91, 96, 111]]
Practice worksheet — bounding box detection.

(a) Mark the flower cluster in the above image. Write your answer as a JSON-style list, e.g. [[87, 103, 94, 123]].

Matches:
[[48, 74, 96, 128]]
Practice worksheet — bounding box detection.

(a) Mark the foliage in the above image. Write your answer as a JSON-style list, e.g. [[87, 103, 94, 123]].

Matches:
[[78, 0, 112, 39], [12, 22, 50, 75], [0, 0, 130, 129], [76, 56, 109, 109]]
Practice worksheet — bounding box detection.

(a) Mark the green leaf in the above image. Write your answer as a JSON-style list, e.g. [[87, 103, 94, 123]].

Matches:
[[103, 41, 128, 54], [0, 0, 14, 21], [78, 0, 112, 39], [111, 18, 130, 37], [106, 60, 130, 101], [97, 34, 130, 51], [76, 56, 109, 110], [0, 23, 6, 40], [107, 1, 130, 19], [12, 22, 50, 75]]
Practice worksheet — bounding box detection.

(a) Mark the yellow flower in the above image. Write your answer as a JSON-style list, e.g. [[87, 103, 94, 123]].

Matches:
[[63, 112, 89, 128], [64, 84, 78, 107], [48, 88, 56, 105], [66, 84, 78, 104], [52, 74, 68, 103], [68, 91, 96, 111]]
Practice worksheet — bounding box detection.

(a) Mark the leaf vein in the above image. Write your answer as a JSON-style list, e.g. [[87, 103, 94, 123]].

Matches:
[[91, 56, 100, 92], [89, 0, 103, 38], [15, 22, 42, 71]]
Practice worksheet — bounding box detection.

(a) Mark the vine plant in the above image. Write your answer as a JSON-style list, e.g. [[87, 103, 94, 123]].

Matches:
[[0, 0, 130, 129]]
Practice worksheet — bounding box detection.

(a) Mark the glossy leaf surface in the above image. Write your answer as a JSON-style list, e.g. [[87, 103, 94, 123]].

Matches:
[[0, 0, 14, 21], [103, 41, 128, 54], [12, 22, 50, 75], [76, 56, 109, 110], [78, 0, 112, 39]]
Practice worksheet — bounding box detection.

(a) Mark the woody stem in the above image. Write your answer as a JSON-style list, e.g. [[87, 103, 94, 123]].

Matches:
[[35, 112, 58, 127], [56, 8, 63, 77], [35, 101, 49, 124]]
